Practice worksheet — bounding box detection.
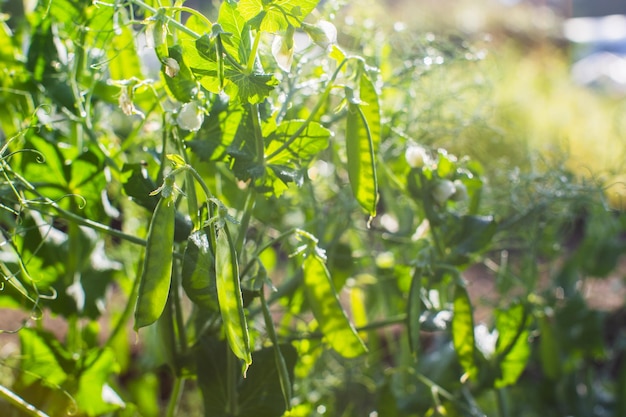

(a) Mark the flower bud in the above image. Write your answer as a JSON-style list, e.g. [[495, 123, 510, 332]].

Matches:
[[405, 145, 428, 168], [177, 102, 204, 131], [163, 58, 180, 78], [451, 179, 468, 202], [431, 179, 456, 205]]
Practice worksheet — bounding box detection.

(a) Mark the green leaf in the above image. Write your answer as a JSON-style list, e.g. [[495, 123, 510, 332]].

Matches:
[[216, 225, 252, 370], [237, 0, 319, 32], [162, 46, 197, 102], [107, 20, 143, 80], [346, 99, 378, 218], [134, 195, 175, 330], [217, 0, 248, 62], [18, 328, 69, 388], [452, 284, 478, 380], [182, 230, 218, 311], [228, 67, 279, 104], [265, 119, 331, 165], [75, 349, 124, 415], [197, 336, 298, 417], [302, 253, 367, 358], [494, 303, 531, 388]]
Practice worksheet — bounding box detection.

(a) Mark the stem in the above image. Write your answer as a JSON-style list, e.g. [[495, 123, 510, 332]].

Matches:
[[247, 30, 263, 74], [0, 384, 50, 417], [496, 388, 509, 417], [165, 378, 185, 417], [128, 0, 201, 39], [266, 58, 348, 161], [226, 346, 239, 416]]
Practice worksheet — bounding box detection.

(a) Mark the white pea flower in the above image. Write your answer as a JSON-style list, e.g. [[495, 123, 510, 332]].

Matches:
[[177, 102, 204, 131], [431, 179, 456, 205], [451, 179, 468, 202], [405, 145, 428, 168], [163, 58, 180, 78]]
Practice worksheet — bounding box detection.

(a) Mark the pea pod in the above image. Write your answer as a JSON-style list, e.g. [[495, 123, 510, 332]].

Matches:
[[346, 89, 378, 219], [407, 268, 423, 360], [303, 253, 367, 358], [216, 224, 252, 373], [134, 194, 175, 330]]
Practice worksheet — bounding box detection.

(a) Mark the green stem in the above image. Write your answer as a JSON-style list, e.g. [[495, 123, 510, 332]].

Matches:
[[266, 58, 349, 161], [496, 388, 509, 417], [165, 378, 185, 417], [247, 30, 263, 74], [129, 0, 201, 39], [0, 384, 50, 417], [226, 346, 239, 416]]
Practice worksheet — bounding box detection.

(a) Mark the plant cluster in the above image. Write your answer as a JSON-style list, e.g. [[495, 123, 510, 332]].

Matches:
[[0, 1, 625, 417]]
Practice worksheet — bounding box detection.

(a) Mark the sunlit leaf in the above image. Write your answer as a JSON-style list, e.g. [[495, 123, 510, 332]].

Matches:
[[494, 303, 531, 388], [75, 348, 124, 415], [452, 284, 478, 380]]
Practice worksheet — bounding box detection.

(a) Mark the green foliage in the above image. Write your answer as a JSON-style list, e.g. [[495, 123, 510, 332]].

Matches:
[[0, 0, 624, 416]]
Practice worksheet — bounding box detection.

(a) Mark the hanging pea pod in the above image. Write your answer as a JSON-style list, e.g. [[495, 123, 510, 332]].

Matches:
[[134, 179, 176, 330], [451, 283, 478, 380], [407, 267, 423, 360], [182, 230, 218, 312], [215, 224, 252, 374], [260, 289, 292, 410], [302, 252, 367, 358], [345, 83, 379, 219]]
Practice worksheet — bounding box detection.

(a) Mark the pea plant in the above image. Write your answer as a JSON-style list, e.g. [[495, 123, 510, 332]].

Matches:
[[1, 0, 624, 416]]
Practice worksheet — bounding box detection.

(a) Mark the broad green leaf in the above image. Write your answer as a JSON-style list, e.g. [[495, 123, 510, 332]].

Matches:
[[237, 0, 319, 32], [302, 253, 367, 358], [19, 328, 69, 387], [75, 348, 124, 415], [494, 303, 531, 388], [197, 336, 297, 417], [452, 284, 478, 380], [134, 195, 175, 330], [346, 99, 378, 218], [265, 120, 331, 165], [187, 99, 244, 162], [162, 46, 197, 102], [228, 67, 279, 104], [107, 22, 143, 80], [182, 230, 218, 311], [217, 0, 248, 62], [216, 225, 252, 370]]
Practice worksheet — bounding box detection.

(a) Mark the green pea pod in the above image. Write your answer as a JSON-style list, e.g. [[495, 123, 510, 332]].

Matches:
[[182, 230, 218, 312], [134, 195, 175, 330], [407, 268, 423, 360], [216, 225, 252, 373], [260, 289, 292, 410], [346, 99, 378, 219], [303, 253, 367, 358], [452, 283, 478, 380]]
